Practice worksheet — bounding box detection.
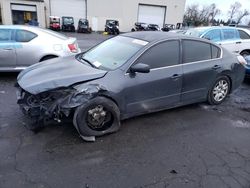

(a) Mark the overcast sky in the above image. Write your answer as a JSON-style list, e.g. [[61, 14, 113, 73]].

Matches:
[[185, 0, 250, 22]]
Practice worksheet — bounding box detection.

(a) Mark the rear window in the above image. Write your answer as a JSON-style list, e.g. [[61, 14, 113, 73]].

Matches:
[[15, 30, 37, 42], [183, 40, 221, 63], [238, 30, 250, 39], [37, 28, 68, 40]]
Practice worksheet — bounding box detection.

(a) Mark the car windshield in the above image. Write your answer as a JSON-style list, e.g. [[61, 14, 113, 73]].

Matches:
[[64, 18, 74, 24], [80, 36, 148, 70]]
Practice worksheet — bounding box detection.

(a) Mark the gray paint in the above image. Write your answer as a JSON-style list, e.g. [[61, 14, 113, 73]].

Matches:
[[17, 32, 245, 136]]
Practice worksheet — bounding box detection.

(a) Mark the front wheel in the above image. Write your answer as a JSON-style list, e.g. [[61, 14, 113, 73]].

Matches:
[[208, 76, 231, 105], [73, 97, 121, 138]]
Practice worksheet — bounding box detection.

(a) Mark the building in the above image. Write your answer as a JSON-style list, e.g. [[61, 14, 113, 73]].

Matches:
[[0, 0, 186, 32], [0, 0, 47, 27]]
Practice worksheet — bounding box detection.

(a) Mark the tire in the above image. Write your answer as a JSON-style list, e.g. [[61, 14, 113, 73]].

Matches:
[[208, 76, 231, 105], [73, 97, 121, 137]]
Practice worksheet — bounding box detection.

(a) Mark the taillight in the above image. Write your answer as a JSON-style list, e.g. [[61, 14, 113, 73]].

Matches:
[[68, 43, 78, 53], [237, 55, 247, 66]]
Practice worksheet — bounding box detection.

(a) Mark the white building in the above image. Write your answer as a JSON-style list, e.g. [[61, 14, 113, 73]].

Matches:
[[0, 0, 186, 32]]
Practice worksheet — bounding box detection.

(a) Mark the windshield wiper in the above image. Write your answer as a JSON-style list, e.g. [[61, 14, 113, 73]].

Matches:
[[80, 57, 97, 68]]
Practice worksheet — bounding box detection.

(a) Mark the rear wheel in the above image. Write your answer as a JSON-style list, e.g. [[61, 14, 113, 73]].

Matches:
[[208, 76, 230, 105], [73, 97, 121, 138]]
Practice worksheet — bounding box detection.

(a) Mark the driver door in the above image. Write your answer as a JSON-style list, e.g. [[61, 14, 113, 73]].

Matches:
[[123, 40, 182, 115]]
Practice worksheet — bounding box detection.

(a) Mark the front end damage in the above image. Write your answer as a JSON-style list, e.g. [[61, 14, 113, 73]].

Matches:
[[16, 84, 106, 131]]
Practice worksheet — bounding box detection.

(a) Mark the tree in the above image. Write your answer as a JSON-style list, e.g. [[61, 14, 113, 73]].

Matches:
[[236, 9, 250, 24], [228, 2, 242, 24], [209, 3, 221, 23], [183, 3, 221, 27]]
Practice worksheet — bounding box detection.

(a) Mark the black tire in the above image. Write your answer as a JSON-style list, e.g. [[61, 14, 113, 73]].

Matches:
[[73, 97, 121, 137], [208, 76, 231, 105]]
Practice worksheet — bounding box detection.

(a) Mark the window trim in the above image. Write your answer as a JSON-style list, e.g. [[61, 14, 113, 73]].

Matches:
[[181, 39, 222, 64], [125, 39, 181, 74], [14, 29, 38, 43]]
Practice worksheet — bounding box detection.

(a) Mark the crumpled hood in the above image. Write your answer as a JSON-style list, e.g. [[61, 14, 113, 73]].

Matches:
[[17, 56, 107, 94]]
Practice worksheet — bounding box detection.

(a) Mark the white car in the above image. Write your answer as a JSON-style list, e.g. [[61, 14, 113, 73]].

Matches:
[[185, 26, 250, 56], [0, 25, 81, 72]]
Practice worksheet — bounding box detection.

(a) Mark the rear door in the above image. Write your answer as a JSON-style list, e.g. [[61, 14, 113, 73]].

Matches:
[[220, 28, 240, 54], [0, 29, 16, 68], [124, 40, 182, 114], [14, 29, 38, 67], [181, 39, 222, 102]]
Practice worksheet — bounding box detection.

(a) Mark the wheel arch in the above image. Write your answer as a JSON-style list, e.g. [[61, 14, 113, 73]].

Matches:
[[240, 49, 250, 56], [39, 54, 59, 62]]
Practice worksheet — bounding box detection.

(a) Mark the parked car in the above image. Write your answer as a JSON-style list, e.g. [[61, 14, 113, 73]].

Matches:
[[0, 25, 80, 72], [162, 24, 175, 32], [16, 32, 246, 141], [147, 24, 160, 31], [244, 56, 250, 77], [49, 16, 60, 31], [131, 22, 148, 32], [105, 20, 120, 35], [62, 16, 75, 32], [77, 19, 92, 33], [185, 26, 250, 57]]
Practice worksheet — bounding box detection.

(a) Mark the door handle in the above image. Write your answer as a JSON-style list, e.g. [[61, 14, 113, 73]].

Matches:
[[236, 41, 242, 44], [171, 74, 181, 79], [212, 65, 221, 70], [3, 48, 13, 51]]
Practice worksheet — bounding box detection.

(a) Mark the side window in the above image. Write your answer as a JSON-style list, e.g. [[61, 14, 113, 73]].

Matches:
[[183, 40, 211, 63], [136, 40, 180, 69], [222, 29, 238, 40], [211, 45, 221, 59], [15, 30, 37, 42], [203, 29, 222, 42], [238, 30, 250, 40], [0, 29, 12, 41]]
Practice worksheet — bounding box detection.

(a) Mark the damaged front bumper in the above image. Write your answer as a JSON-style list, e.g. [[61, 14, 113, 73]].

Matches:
[[16, 83, 106, 130]]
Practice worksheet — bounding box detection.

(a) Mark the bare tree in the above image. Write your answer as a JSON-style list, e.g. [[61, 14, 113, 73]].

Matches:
[[228, 2, 242, 23], [236, 9, 250, 24], [184, 3, 221, 26], [209, 3, 221, 23]]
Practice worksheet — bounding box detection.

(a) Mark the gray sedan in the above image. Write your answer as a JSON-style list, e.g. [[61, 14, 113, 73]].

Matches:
[[0, 25, 80, 72], [16, 32, 246, 141]]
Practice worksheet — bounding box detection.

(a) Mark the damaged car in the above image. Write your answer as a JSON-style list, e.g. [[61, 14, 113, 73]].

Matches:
[[16, 32, 246, 141]]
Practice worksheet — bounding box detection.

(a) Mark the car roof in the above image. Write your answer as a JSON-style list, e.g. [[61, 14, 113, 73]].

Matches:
[[0, 25, 69, 40], [187, 26, 237, 32], [121, 31, 207, 43]]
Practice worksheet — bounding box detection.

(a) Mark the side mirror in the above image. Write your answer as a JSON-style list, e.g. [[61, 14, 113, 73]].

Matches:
[[130, 63, 150, 74]]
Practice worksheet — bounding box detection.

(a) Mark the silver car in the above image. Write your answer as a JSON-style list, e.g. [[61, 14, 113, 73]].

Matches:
[[0, 25, 81, 72]]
